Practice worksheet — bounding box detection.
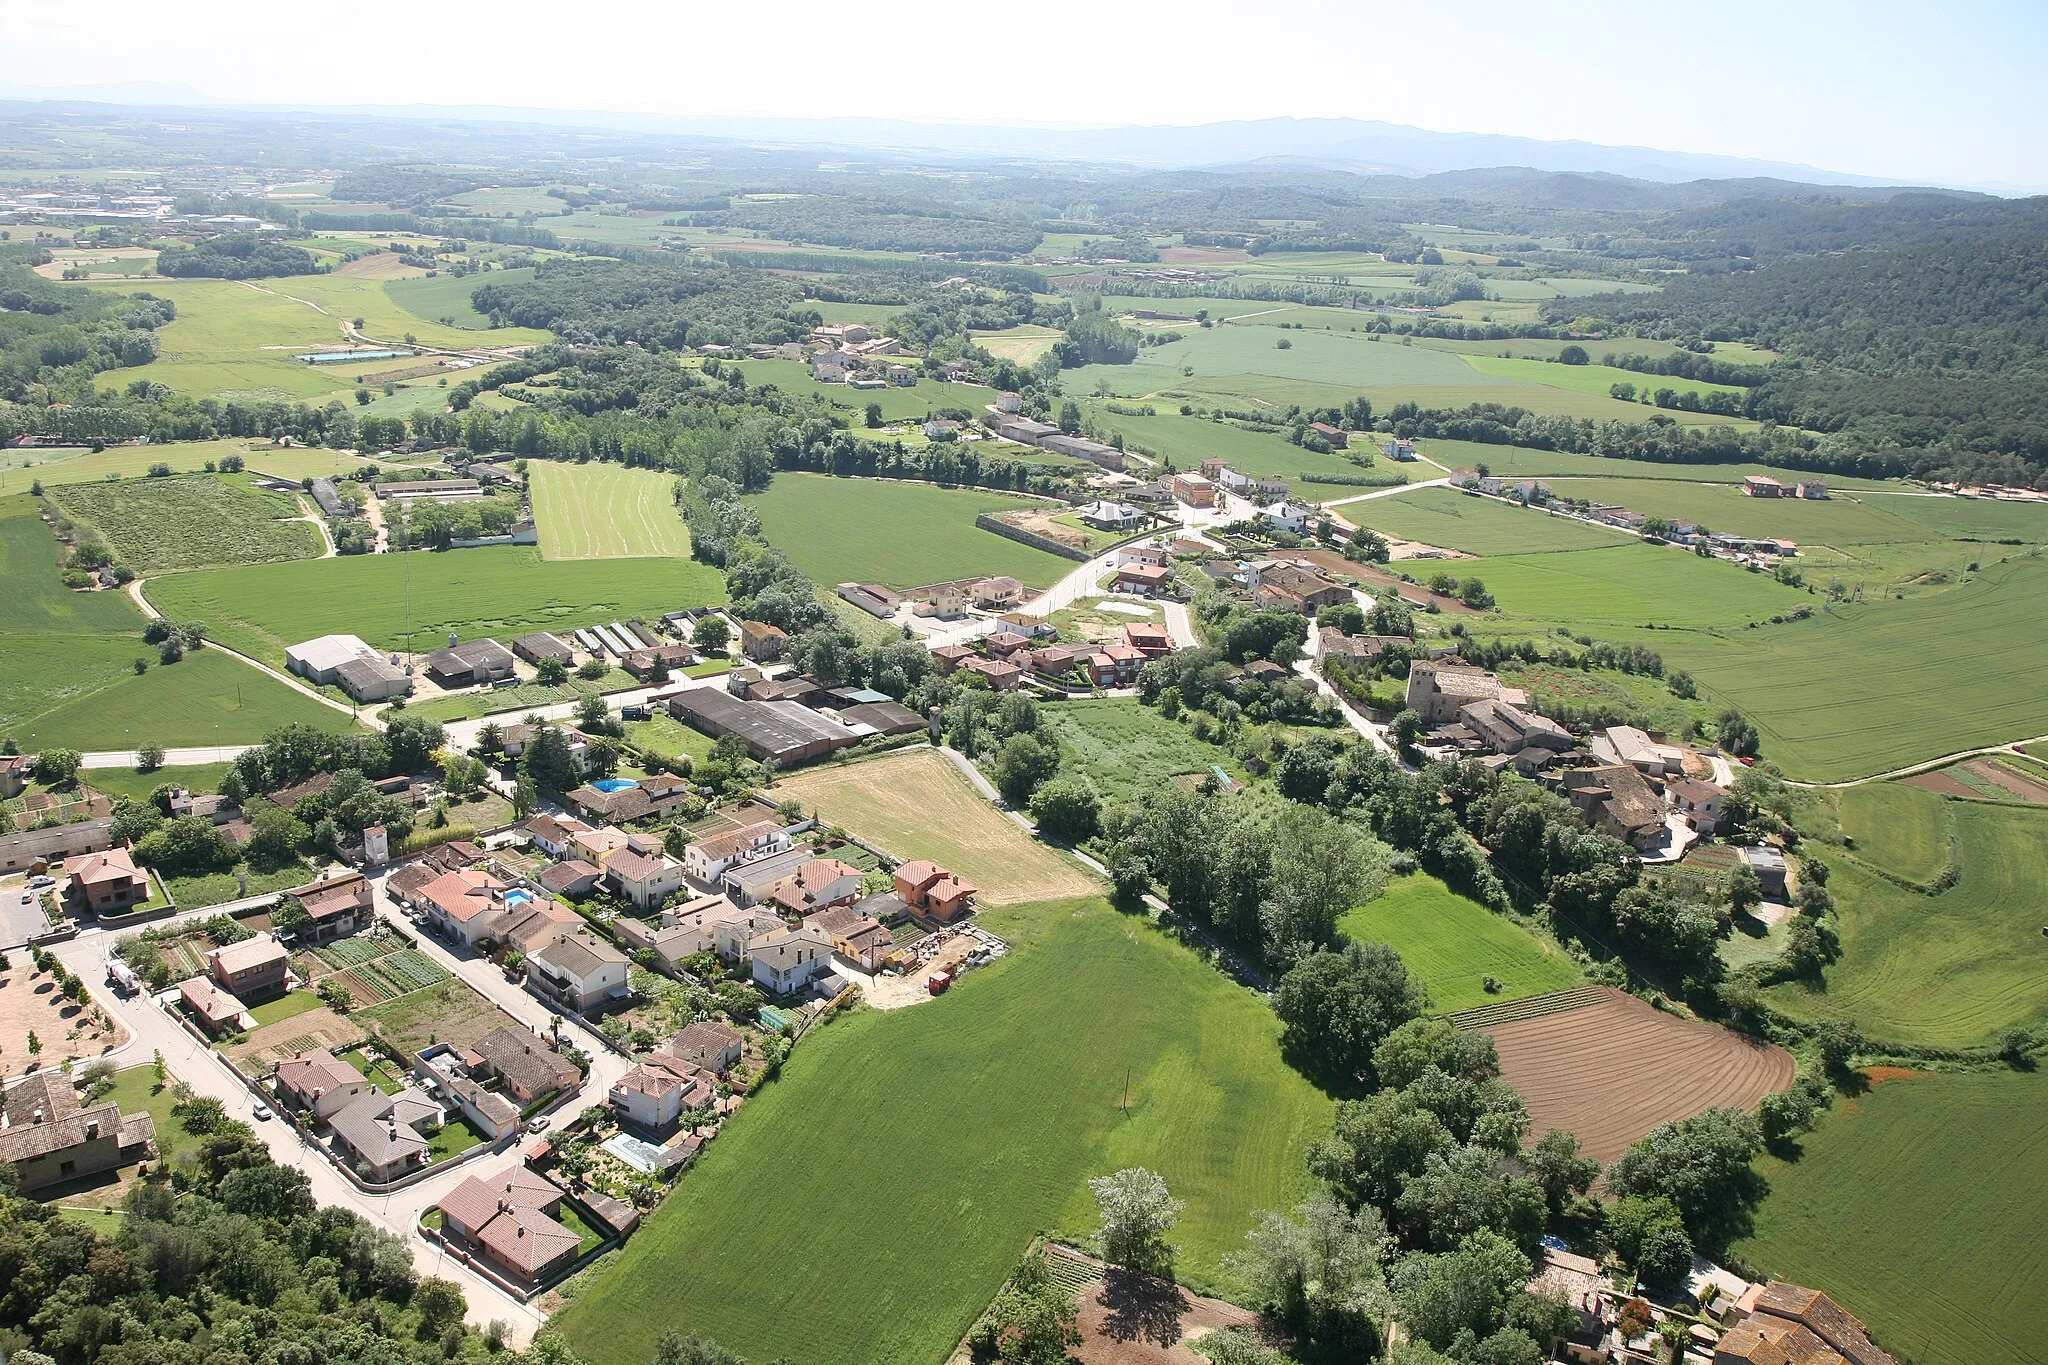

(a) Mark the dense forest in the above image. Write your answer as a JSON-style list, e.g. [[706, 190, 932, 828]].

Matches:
[[468, 257, 810, 348], [0, 249, 173, 401], [722, 196, 1042, 257], [153, 234, 318, 280]]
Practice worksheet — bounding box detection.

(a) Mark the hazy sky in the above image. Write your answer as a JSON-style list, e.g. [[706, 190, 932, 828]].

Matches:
[[9, 0, 2045, 189]]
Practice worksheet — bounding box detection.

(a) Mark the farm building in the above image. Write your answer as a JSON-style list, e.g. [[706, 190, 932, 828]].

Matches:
[[739, 620, 787, 662], [1307, 421, 1348, 448], [285, 634, 413, 702], [1743, 475, 1785, 498], [836, 582, 901, 618], [513, 632, 576, 666], [668, 688, 860, 767], [1039, 435, 1125, 469], [374, 478, 482, 501], [423, 638, 516, 687], [837, 700, 927, 737]]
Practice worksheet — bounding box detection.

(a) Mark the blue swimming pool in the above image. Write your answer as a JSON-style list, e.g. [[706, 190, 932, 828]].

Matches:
[[503, 890, 532, 908], [590, 778, 640, 793]]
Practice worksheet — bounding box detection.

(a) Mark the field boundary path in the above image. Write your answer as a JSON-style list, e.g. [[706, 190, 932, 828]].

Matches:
[[1783, 734, 2048, 789], [132, 576, 374, 727]]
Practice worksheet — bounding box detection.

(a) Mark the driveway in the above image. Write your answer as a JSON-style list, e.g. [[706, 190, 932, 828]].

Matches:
[[0, 883, 50, 951]]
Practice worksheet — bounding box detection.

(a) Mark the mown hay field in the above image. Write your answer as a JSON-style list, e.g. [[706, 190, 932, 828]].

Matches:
[[47, 473, 322, 574], [1764, 801, 2048, 1048], [746, 472, 1074, 590], [1344, 486, 1625, 556], [1462, 542, 1809, 627], [529, 461, 691, 560], [773, 747, 1096, 906], [145, 547, 724, 668], [555, 897, 1332, 1365], [1734, 1070, 2048, 1365], [1832, 782, 1950, 886], [1339, 873, 1580, 1013]]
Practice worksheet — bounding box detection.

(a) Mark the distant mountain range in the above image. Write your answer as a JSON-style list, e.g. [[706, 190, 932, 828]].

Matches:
[[0, 84, 1978, 191]]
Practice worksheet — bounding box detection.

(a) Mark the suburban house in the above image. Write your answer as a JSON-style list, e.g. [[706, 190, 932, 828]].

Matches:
[[62, 847, 149, 914], [720, 846, 819, 907], [328, 1090, 440, 1182], [0, 1071, 155, 1194], [1796, 479, 1828, 499], [207, 934, 290, 1002], [808, 904, 894, 971], [912, 584, 969, 618], [284, 635, 413, 703], [525, 928, 631, 1013], [1170, 472, 1216, 507], [491, 896, 583, 958], [282, 870, 374, 943], [512, 632, 576, 666], [568, 773, 695, 824], [983, 630, 1033, 658], [666, 1020, 744, 1075], [1406, 662, 1525, 724], [423, 638, 517, 688], [179, 977, 252, 1035], [972, 576, 1025, 609], [836, 582, 901, 619], [1249, 562, 1350, 614], [1118, 623, 1173, 658], [0, 754, 29, 799], [959, 656, 1024, 690], [470, 1026, 580, 1102], [417, 867, 511, 946], [1076, 500, 1146, 531], [497, 723, 593, 770], [539, 860, 603, 899], [274, 1049, 372, 1122], [520, 814, 594, 859], [1561, 766, 1669, 849], [683, 819, 793, 884], [568, 827, 631, 865], [763, 857, 865, 916], [610, 1054, 717, 1133], [739, 620, 787, 662], [1112, 563, 1176, 597], [895, 860, 977, 923], [1116, 543, 1172, 569], [1592, 725, 1689, 776], [438, 1165, 583, 1287], [605, 845, 689, 910], [1668, 778, 1730, 835], [1259, 500, 1319, 535], [748, 923, 836, 995]]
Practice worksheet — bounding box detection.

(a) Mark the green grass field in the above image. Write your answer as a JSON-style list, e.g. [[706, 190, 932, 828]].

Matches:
[[18, 645, 354, 751], [554, 897, 1331, 1365], [1338, 873, 1581, 1013], [1460, 354, 1747, 404], [84, 762, 233, 805], [745, 472, 1074, 590], [732, 359, 1004, 426], [47, 473, 322, 574], [1834, 784, 1950, 885], [1463, 542, 1809, 627], [1541, 478, 1931, 545], [1344, 487, 1624, 555], [1081, 408, 1376, 483], [384, 268, 532, 329], [1037, 700, 1249, 802], [1734, 1071, 2048, 1365], [1400, 441, 1904, 491], [245, 448, 380, 482], [529, 461, 690, 560], [144, 548, 725, 669], [1765, 802, 2048, 1047], [0, 440, 292, 491]]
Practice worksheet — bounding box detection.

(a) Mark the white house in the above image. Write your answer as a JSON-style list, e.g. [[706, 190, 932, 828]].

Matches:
[[274, 1049, 371, 1123], [682, 820, 791, 885], [1259, 500, 1318, 534], [609, 1054, 717, 1133], [525, 928, 630, 1013], [747, 923, 836, 995]]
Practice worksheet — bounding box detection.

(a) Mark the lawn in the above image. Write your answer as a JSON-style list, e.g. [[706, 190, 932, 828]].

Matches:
[[1343, 487, 1624, 555], [1764, 801, 2048, 1047], [338, 1047, 407, 1094], [745, 473, 1074, 590], [624, 712, 717, 768], [144, 548, 725, 668], [529, 461, 691, 560], [1338, 873, 1581, 1013], [248, 989, 327, 1028], [1734, 1070, 2048, 1365], [1037, 700, 1248, 803], [47, 473, 323, 574], [15, 646, 356, 752], [553, 896, 1332, 1365], [428, 1114, 489, 1160], [1833, 783, 1949, 886], [102, 1064, 207, 1171], [1462, 542, 1808, 627], [2, 440, 349, 491], [84, 762, 233, 805], [1637, 552, 2048, 781], [772, 748, 1098, 907]]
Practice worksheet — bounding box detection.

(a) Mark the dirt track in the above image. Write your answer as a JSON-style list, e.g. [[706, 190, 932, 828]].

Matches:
[[1480, 987, 1794, 1162]]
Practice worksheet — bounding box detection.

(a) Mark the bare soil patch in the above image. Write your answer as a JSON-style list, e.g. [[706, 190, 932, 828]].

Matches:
[[1963, 758, 2048, 805], [1001, 507, 1096, 552], [1477, 986, 1794, 1162], [1292, 551, 1480, 612], [1056, 1246, 1266, 1365], [1903, 771, 1978, 799], [1156, 247, 1250, 265], [335, 253, 428, 280], [0, 963, 129, 1078], [223, 1002, 366, 1072]]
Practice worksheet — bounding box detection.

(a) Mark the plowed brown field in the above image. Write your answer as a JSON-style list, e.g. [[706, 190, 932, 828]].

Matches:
[[1474, 986, 1794, 1161]]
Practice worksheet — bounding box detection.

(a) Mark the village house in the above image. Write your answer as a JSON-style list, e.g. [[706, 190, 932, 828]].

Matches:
[[959, 656, 1024, 691], [526, 927, 631, 1013], [0, 1071, 155, 1194], [328, 1090, 440, 1182], [281, 870, 374, 944], [1561, 765, 1669, 850], [1406, 661, 1525, 724], [1668, 778, 1730, 835], [1170, 471, 1217, 507], [0, 754, 32, 799], [764, 857, 865, 917], [894, 860, 977, 923], [995, 391, 1023, 413], [922, 418, 960, 440], [274, 1049, 372, 1122], [1591, 725, 1688, 776], [471, 1026, 581, 1102], [423, 638, 517, 688], [807, 904, 895, 971], [1715, 1281, 1898, 1365], [439, 1165, 584, 1286], [568, 773, 695, 824], [1119, 623, 1173, 658], [1797, 478, 1828, 499], [666, 1020, 745, 1075], [1249, 561, 1351, 614], [610, 1054, 717, 1134], [748, 922, 836, 995], [619, 643, 698, 680], [207, 934, 290, 1003], [1259, 500, 1319, 535], [604, 845, 689, 910], [62, 847, 149, 914], [179, 977, 252, 1035], [738, 620, 787, 662], [1459, 697, 1574, 762], [1741, 844, 1789, 900]]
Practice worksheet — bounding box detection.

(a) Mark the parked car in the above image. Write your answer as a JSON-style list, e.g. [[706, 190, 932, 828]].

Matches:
[[251, 1102, 272, 1121], [26, 875, 55, 890]]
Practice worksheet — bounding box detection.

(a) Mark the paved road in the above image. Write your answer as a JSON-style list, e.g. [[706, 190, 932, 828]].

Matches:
[[80, 745, 257, 770]]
